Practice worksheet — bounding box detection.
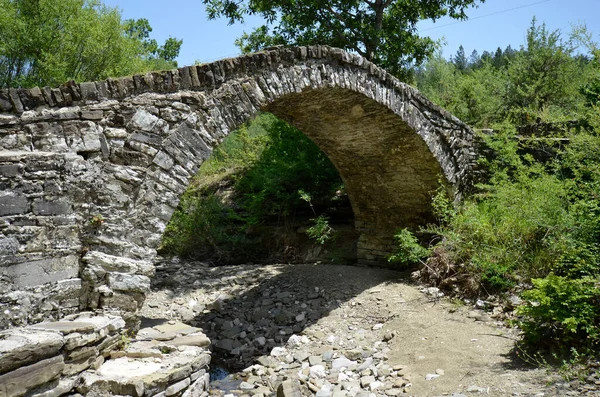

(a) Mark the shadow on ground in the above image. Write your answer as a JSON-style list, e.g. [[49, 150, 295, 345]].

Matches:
[[147, 260, 406, 370]]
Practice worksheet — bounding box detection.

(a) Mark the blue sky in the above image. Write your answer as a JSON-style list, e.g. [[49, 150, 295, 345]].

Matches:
[[103, 0, 600, 67]]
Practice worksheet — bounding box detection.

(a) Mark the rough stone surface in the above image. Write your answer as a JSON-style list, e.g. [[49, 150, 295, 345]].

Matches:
[[0, 46, 480, 330], [0, 355, 65, 397], [0, 315, 210, 397]]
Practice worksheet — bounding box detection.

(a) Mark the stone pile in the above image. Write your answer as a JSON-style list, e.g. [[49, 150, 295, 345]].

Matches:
[[0, 312, 125, 397], [80, 320, 211, 397], [144, 260, 416, 397], [0, 314, 212, 397], [224, 332, 410, 397]]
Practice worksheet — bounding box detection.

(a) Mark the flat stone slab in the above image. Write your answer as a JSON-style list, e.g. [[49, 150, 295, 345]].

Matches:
[[152, 322, 199, 335], [80, 346, 211, 397], [30, 321, 96, 335], [0, 329, 64, 375], [169, 333, 211, 348], [0, 355, 65, 397]]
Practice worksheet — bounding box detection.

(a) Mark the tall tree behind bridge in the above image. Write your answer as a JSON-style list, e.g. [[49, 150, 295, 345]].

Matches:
[[0, 0, 182, 88], [203, 0, 484, 78]]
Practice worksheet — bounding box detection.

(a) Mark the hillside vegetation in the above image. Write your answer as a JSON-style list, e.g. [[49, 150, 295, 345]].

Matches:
[[163, 19, 600, 359]]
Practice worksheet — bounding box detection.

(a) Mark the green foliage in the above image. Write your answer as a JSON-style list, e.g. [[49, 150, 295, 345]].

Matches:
[[161, 113, 344, 262], [203, 0, 484, 78], [505, 18, 583, 123], [430, 179, 455, 224], [234, 114, 343, 225], [416, 18, 590, 126], [0, 0, 182, 88], [306, 215, 335, 245], [161, 193, 263, 263], [388, 229, 430, 267], [517, 274, 600, 351], [430, 170, 572, 292]]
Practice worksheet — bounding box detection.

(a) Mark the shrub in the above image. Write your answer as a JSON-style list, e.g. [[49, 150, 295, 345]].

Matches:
[[517, 274, 600, 351], [388, 228, 431, 267]]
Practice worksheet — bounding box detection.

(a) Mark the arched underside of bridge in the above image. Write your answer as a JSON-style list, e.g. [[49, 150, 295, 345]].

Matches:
[[0, 45, 477, 327], [267, 88, 444, 261]]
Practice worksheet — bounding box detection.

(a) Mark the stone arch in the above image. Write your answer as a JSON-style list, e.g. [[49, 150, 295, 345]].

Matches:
[[0, 45, 477, 327], [124, 48, 475, 268]]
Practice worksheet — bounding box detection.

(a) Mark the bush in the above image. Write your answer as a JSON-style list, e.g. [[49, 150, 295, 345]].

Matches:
[[388, 228, 431, 267], [517, 274, 600, 351], [427, 172, 571, 293]]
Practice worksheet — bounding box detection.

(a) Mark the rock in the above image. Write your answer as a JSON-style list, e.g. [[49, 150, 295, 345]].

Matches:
[[322, 351, 334, 362], [214, 339, 235, 352], [277, 379, 302, 397], [287, 335, 303, 347], [310, 365, 327, 379], [169, 333, 211, 348], [294, 351, 310, 363], [332, 357, 357, 371], [165, 377, 191, 396], [0, 329, 65, 374], [425, 374, 440, 381], [360, 376, 376, 388], [0, 355, 65, 397], [239, 381, 255, 391], [271, 346, 288, 357], [466, 385, 488, 393], [356, 357, 373, 372], [316, 385, 332, 397], [309, 355, 323, 366]]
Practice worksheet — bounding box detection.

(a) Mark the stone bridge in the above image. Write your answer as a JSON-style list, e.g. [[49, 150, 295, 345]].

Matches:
[[0, 45, 478, 329]]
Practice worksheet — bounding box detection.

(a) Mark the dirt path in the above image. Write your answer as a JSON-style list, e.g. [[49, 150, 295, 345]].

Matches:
[[140, 260, 589, 397]]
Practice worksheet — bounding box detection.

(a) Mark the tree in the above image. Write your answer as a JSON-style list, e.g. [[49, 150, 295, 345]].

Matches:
[[124, 18, 183, 63], [203, 0, 485, 78], [452, 45, 468, 71], [505, 17, 582, 121], [469, 49, 480, 68], [0, 0, 182, 88]]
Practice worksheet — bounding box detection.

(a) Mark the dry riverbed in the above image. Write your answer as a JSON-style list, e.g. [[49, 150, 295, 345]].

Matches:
[[140, 259, 600, 397]]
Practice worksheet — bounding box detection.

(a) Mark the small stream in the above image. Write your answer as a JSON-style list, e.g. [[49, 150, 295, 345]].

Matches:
[[209, 364, 243, 393]]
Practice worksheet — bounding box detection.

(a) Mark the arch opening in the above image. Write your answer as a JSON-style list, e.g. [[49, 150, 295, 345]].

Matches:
[[159, 111, 358, 265], [266, 87, 446, 265]]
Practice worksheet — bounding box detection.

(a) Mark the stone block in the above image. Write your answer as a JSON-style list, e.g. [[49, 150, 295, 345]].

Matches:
[[81, 110, 103, 120], [79, 82, 98, 101], [101, 292, 144, 313], [130, 109, 158, 132], [0, 193, 28, 216], [0, 329, 64, 375], [0, 355, 64, 397], [1, 256, 79, 288], [0, 90, 12, 112], [63, 331, 101, 351], [32, 199, 72, 216], [0, 236, 19, 258], [165, 377, 190, 396], [82, 251, 154, 276], [169, 333, 211, 348], [107, 273, 151, 293], [0, 164, 22, 177], [27, 376, 79, 397], [30, 321, 96, 335]]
